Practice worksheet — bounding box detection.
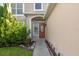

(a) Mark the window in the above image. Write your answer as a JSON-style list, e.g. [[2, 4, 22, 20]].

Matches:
[[34, 3, 43, 11], [11, 3, 24, 15]]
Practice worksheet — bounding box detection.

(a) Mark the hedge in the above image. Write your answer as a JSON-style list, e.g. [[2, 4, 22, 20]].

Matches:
[[0, 4, 30, 47]]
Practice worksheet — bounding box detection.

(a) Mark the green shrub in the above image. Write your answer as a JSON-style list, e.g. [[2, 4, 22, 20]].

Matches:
[[0, 4, 30, 47]]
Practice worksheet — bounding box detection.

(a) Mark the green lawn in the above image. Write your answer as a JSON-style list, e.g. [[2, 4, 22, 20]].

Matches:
[[0, 47, 32, 56]]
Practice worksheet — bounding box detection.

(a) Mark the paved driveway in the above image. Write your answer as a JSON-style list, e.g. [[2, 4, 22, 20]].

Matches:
[[33, 39, 50, 56]]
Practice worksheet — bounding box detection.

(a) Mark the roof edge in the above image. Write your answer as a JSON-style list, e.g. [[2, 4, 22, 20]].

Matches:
[[44, 3, 57, 20]]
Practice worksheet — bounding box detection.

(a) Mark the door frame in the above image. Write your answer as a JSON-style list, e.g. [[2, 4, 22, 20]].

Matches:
[[32, 21, 45, 39]]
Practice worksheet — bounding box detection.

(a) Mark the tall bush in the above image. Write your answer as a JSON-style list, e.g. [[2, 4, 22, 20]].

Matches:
[[0, 4, 30, 47]]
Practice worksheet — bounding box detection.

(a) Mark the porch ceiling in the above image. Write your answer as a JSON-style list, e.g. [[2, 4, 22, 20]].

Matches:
[[32, 17, 44, 21], [24, 12, 44, 16]]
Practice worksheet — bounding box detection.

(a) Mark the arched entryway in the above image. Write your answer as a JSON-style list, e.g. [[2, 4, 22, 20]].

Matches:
[[31, 16, 45, 40]]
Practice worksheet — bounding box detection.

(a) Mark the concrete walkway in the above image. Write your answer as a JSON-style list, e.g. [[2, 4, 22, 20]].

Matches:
[[33, 39, 50, 56]]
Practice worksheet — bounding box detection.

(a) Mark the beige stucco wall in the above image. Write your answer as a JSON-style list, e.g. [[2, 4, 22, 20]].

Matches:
[[14, 16, 26, 24], [24, 3, 47, 14], [46, 3, 79, 56]]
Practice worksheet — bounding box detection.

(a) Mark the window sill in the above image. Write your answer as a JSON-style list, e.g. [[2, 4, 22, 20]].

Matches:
[[34, 9, 44, 11], [12, 14, 24, 16]]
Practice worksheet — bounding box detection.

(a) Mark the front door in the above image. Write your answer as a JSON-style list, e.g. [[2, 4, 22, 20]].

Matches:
[[32, 21, 45, 39], [39, 23, 45, 38]]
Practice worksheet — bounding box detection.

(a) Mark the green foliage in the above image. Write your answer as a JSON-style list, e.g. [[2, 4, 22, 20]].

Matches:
[[0, 4, 30, 47]]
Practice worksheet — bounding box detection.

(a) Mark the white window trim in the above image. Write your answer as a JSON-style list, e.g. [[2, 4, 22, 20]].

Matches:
[[33, 3, 43, 11], [9, 3, 24, 16]]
